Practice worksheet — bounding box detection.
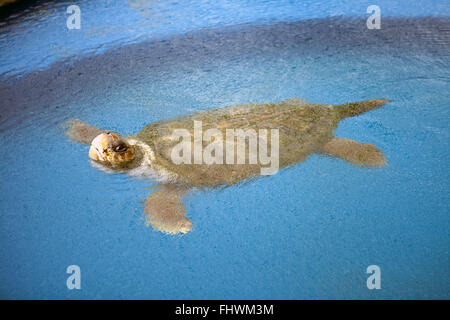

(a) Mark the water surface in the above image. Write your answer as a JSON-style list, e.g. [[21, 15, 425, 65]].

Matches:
[[0, 1, 449, 299]]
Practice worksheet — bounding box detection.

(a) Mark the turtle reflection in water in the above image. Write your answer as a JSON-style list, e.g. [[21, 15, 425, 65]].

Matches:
[[66, 98, 389, 235]]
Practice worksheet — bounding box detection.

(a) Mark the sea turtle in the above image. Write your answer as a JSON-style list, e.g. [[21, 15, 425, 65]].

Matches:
[[66, 98, 389, 235]]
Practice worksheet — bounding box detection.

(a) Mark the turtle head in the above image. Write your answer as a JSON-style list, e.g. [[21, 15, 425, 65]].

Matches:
[[89, 132, 136, 167]]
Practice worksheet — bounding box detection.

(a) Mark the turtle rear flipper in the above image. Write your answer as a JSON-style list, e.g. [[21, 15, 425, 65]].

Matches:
[[335, 99, 390, 120], [321, 137, 386, 167]]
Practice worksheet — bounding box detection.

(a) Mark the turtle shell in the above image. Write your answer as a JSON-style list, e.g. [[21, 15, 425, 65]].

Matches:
[[135, 98, 340, 188]]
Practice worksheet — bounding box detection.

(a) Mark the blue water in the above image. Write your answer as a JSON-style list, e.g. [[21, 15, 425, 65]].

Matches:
[[1, 0, 450, 77], [0, 1, 449, 299]]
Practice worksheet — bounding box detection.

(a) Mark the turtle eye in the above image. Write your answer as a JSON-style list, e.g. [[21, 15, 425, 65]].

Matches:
[[112, 140, 127, 153]]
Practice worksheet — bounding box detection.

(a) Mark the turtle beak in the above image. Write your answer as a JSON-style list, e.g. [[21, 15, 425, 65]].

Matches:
[[89, 133, 110, 161]]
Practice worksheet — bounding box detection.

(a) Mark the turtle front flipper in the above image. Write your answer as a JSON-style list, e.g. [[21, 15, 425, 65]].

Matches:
[[320, 137, 386, 167], [64, 119, 106, 144], [144, 185, 193, 235]]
